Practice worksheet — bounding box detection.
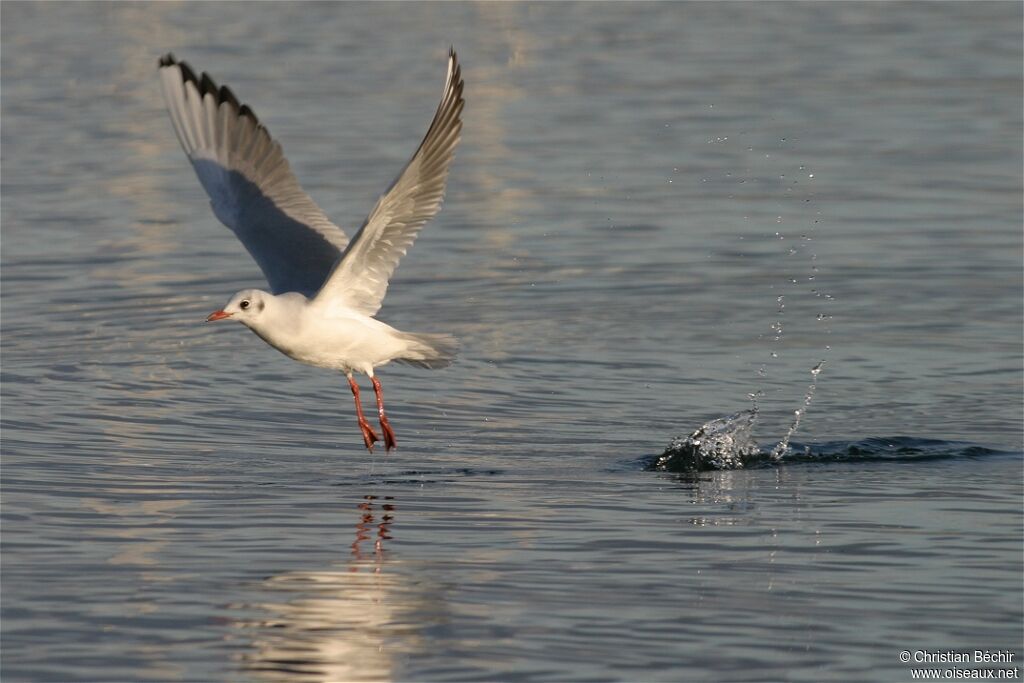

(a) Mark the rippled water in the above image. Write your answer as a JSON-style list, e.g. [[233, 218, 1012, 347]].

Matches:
[[2, 3, 1022, 681]]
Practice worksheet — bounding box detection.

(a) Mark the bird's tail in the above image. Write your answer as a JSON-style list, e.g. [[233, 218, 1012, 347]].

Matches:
[[394, 332, 459, 369]]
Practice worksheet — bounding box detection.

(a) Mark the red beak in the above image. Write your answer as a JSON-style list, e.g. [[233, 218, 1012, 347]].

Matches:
[[206, 310, 232, 322]]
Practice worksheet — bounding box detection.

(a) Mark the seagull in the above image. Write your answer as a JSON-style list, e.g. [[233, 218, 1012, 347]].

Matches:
[[158, 49, 464, 452]]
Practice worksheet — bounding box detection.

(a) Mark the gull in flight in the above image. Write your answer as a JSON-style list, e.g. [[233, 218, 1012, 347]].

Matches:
[[158, 49, 464, 452]]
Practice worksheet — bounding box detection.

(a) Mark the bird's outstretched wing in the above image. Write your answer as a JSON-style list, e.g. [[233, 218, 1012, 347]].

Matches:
[[158, 54, 349, 296], [312, 48, 464, 316]]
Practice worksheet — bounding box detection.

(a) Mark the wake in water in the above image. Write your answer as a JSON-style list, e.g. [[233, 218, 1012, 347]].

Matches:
[[646, 433, 1009, 473]]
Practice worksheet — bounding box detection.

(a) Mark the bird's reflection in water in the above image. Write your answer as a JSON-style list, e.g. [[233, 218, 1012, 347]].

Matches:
[[238, 495, 424, 683]]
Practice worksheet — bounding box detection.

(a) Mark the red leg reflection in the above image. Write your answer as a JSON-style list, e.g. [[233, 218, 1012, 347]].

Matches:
[[351, 495, 395, 573]]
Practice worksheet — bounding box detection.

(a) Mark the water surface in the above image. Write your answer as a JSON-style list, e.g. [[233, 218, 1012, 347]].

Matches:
[[2, 2, 1021, 681]]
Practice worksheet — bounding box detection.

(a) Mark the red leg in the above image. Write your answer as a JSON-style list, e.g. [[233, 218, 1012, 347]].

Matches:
[[348, 375, 379, 452], [370, 375, 398, 452]]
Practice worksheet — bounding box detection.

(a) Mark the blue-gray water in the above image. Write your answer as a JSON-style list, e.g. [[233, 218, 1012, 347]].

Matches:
[[2, 3, 1022, 681]]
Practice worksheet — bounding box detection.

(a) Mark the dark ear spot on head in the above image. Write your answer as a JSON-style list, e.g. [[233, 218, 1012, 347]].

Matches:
[[258, 301, 265, 312]]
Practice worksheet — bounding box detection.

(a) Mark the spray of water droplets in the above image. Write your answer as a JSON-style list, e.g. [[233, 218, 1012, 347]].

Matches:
[[751, 154, 832, 455], [657, 143, 834, 470], [770, 360, 825, 460]]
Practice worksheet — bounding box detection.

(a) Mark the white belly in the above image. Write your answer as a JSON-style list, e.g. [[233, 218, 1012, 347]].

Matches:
[[251, 310, 406, 374]]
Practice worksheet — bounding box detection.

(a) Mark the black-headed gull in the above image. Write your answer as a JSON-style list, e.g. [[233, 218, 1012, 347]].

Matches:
[[158, 49, 464, 452]]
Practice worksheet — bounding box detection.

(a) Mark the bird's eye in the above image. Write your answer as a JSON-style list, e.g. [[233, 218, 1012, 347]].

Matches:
[[240, 300, 251, 310]]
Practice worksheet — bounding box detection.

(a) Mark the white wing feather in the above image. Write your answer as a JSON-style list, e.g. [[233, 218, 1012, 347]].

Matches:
[[312, 48, 464, 316], [158, 54, 349, 296]]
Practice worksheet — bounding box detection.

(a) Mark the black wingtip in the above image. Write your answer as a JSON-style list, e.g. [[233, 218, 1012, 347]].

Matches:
[[238, 104, 258, 123], [161, 54, 256, 121], [178, 60, 199, 88], [219, 84, 241, 110], [200, 72, 218, 97]]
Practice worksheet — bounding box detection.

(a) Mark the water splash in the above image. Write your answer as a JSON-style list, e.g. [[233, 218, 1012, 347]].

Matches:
[[651, 410, 760, 472], [770, 360, 825, 461], [651, 361, 825, 472], [747, 389, 765, 415], [656, 157, 832, 472]]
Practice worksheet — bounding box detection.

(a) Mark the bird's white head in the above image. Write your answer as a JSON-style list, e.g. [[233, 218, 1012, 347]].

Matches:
[[206, 289, 271, 327]]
